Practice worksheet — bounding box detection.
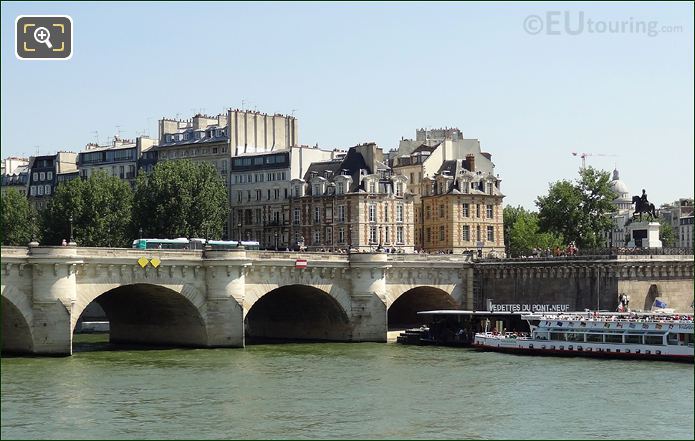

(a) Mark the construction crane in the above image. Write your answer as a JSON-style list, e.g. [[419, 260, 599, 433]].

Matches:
[[571, 152, 618, 169]]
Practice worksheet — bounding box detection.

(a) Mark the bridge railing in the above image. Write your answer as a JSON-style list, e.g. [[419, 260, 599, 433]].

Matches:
[[245, 250, 349, 261]]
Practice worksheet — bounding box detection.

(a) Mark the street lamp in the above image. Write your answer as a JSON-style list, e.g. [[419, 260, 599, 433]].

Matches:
[[274, 231, 279, 250], [69, 215, 74, 244], [237, 222, 242, 246], [377, 225, 383, 252]]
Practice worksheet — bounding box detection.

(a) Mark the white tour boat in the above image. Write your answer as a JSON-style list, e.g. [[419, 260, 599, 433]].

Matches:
[[473, 311, 694, 362]]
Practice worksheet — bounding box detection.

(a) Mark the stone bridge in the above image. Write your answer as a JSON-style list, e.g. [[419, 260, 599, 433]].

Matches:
[[1, 246, 472, 355]]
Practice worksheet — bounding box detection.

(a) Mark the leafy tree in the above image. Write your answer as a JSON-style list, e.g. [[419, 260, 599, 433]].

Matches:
[[133, 160, 229, 239], [1, 188, 40, 245], [503, 205, 563, 257], [42, 171, 134, 247], [536, 167, 616, 249], [658, 218, 676, 247]]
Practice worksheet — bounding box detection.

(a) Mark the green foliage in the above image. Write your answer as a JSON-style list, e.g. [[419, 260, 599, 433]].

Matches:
[[1, 188, 40, 245], [42, 172, 134, 247], [536, 167, 616, 249], [503, 205, 563, 257], [658, 218, 676, 247], [133, 160, 229, 239]]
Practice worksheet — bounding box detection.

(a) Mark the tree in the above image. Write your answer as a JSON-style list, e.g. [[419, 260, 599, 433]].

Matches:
[[133, 160, 229, 239], [658, 218, 676, 247], [536, 167, 616, 249], [1, 188, 40, 245], [503, 205, 563, 257], [42, 172, 134, 247]]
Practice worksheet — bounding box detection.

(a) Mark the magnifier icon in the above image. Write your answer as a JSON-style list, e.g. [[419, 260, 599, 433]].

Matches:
[[33, 26, 53, 49]]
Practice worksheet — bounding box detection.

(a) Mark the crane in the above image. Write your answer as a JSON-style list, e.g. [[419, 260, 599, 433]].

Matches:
[[571, 152, 618, 169]]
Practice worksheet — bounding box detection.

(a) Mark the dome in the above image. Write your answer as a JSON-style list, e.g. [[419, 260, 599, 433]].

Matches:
[[610, 169, 630, 198]]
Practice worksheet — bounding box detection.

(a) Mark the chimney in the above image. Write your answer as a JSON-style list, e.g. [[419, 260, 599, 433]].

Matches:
[[466, 154, 475, 172]]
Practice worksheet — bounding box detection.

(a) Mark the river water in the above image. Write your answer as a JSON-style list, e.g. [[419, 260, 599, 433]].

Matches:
[[2, 338, 693, 440]]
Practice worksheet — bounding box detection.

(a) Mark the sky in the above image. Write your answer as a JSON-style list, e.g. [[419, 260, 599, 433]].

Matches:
[[1, 1, 693, 209]]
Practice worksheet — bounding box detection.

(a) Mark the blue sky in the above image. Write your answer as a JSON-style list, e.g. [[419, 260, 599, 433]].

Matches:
[[2, 1, 693, 209]]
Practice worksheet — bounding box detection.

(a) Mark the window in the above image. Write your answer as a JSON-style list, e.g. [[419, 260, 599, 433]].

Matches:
[[294, 185, 300, 197], [425, 206, 431, 219], [40, 172, 46, 181], [338, 227, 345, 243], [439, 225, 445, 241], [369, 203, 376, 222], [486, 205, 494, 219], [314, 207, 321, 223], [396, 204, 404, 222], [644, 335, 664, 345], [293, 208, 300, 225], [397, 226, 404, 244], [369, 181, 376, 194], [462, 203, 469, 217], [487, 226, 494, 241], [237, 191, 242, 203], [274, 189, 280, 200], [255, 209, 262, 225], [30, 185, 36, 196], [313, 184, 321, 195], [410, 173, 414, 183], [47, 172, 53, 181], [256, 190, 261, 201], [313, 231, 321, 245], [325, 227, 332, 244], [37, 185, 44, 196], [268, 189, 271, 200], [395, 183, 403, 197], [439, 205, 445, 219], [338, 205, 346, 223], [369, 226, 377, 243], [426, 227, 432, 242], [45, 185, 51, 195], [462, 225, 470, 241], [384, 226, 390, 243], [476, 225, 481, 242], [33, 172, 38, 182], [476, 204, 481, 218], [384, 206, 389, 222]]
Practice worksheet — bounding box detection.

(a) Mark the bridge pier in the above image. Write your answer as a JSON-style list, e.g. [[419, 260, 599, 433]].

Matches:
[[349, 253, 389, 342], [204, 250, 248, 347]]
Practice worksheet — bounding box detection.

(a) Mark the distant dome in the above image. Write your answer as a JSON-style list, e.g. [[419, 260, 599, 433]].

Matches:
[[610, 168, 630, 198]]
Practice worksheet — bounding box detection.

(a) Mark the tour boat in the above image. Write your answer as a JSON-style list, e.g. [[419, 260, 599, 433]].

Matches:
[[473, 311, 694, 363]]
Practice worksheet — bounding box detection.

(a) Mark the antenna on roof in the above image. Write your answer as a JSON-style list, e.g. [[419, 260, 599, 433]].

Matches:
[[115, 125, 121, 138], [92, 130, 99, 145], [35, 145, 40, 156], [291, 108, 298, 116]]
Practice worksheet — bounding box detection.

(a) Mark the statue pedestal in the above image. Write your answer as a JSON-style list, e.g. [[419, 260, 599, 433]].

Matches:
[[626, 221, 662, 248]]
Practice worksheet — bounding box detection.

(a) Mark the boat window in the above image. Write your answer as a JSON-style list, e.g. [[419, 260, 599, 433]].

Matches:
[[586, 334, 603, 343], [667, 333, 680, 346], [565, 332, 584, 342], [624, 335, 642, 344], [605, 334, 622, 343], [644, 334, 664, 346], [550, 332, 565, 341]]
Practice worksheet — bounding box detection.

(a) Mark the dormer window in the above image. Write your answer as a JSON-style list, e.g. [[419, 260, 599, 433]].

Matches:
[[336, 182, 344, 195], [395, 183, 403, 197], [313, 184, 322, 195], [368, 181, 376, 194]]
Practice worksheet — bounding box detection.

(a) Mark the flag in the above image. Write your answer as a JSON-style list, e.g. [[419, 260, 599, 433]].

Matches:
[[654, 299, 667, 309]]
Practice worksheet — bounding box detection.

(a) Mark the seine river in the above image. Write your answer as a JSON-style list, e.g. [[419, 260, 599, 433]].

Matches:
[[2, 338, 693, 440]]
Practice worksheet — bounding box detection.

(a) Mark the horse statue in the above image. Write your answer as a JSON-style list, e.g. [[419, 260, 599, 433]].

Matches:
[[632, 195, 657, 221]]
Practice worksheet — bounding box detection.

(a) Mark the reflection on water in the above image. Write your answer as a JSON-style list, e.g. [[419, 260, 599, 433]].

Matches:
[[2, 338, 693, 439]]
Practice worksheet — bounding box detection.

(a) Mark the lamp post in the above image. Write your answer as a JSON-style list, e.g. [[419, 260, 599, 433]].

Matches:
[[377, 225, 383, 252], [237, 222, 242, 245], [274, 231, 279, 250], [69, 215, 74, 244]]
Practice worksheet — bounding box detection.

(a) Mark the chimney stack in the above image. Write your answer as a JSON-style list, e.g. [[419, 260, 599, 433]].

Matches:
[[466, 154, 475, 172]]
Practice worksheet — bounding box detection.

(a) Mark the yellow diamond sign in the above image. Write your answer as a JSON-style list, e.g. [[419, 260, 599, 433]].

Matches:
[[150, 257, 161, 268], [137, 256, 149, 268]]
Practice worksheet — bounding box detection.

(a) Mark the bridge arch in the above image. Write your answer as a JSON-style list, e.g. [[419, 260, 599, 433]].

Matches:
[[74, 282, 208, 347], [1, 295, 33, 354], [387, 286, 459, 329], [244, 284, 352, 342]]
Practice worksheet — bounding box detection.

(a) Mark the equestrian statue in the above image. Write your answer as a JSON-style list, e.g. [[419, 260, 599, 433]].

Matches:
[[632, 189, 657, 221]]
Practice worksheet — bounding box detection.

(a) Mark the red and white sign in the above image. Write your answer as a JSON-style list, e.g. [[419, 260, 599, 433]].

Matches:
[[295, 259, 308, 269]]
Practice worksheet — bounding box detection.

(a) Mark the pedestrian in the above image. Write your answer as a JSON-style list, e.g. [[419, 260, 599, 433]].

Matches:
[[61, 239, 67, 246]]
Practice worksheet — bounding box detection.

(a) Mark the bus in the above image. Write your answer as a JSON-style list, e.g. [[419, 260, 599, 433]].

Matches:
[[188, 239, 261, 250], [132, 238, 190, 250]]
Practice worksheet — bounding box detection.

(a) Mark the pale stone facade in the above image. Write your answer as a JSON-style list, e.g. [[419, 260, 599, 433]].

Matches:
[[290, 144, 415, 252], [78, 136, 156, 187], [421, 159, 504, 255]]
